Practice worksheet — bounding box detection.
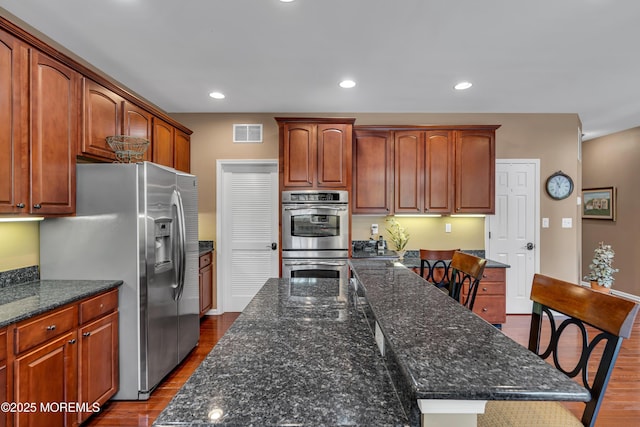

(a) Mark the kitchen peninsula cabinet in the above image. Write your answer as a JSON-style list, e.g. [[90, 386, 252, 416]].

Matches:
[[463, 267, 506, 325], [352, 129, 394, 214], [0, 328, 7, 427], [276, 118, 355, 190], [199, 251, 214, 317]]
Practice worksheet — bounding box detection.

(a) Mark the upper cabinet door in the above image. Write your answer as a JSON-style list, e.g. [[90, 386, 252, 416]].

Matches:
[[352, 129, 393, 214], [174, 129, 191, 173], [394, 130, 423, 213], [153, 118, 175, 168], [317, 124, 350, 189], [81, 78, 123, 161], [423, 131, 454, 213], [455, 130, 495, 213], [123, 101, 153, 161], [0, 30, 29, 214], [282, 123, 315, 188], [30, 50, 79, 215]]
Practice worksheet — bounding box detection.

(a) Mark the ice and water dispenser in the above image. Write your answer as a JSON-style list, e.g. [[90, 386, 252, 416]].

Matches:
[[154, 218, 173, 272]]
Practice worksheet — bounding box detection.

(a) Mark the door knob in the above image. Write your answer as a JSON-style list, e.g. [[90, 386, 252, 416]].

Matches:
[[526, 242, 534, 250], [271, 242, 278, 250]]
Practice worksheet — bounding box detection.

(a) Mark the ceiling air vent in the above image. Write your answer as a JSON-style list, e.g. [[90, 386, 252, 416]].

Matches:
[[233, 124, 263, 143]]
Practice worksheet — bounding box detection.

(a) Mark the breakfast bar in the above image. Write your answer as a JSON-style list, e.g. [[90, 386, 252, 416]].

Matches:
[[154, 261, 589, 427]]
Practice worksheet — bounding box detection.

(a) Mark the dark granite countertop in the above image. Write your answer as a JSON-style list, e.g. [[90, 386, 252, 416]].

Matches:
[[348, 259, 589, 421], [0, 279, 123, 328], [351, 245, 509, 268], [153, 277, 409, 427], [199, 240, 214, 257]]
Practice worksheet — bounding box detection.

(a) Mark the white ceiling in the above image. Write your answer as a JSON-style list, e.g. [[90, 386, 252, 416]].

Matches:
[[1, 0, 638, 140]]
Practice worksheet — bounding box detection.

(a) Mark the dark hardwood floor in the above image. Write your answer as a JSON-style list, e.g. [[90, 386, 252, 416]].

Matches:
[[85, 313, 640, 427]]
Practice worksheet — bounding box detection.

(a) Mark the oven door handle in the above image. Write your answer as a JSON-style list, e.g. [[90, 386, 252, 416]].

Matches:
[[283, 205, 348, 211], [285, 261, 347, 267]]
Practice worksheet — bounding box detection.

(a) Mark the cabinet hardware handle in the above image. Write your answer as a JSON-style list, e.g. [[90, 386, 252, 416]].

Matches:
[[68, 339, 76, 344], [83, 332, 91, 337], [482, 308, 488, 312], [482, 287, 488, 291], [33, 204, 42, 209], [46, 325, 56, 331], [16, 203, 25, 208]]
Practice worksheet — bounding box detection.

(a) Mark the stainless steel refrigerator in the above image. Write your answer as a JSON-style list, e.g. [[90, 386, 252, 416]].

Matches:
[[40, 161, 199, 400]]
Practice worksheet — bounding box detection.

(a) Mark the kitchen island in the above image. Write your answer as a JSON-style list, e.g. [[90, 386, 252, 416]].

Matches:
[[153, 277, 409, 427], [349, 259, 589, 426]]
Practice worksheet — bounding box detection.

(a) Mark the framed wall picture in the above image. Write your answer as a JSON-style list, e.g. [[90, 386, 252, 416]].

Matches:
[[582, 187, 616, 220]]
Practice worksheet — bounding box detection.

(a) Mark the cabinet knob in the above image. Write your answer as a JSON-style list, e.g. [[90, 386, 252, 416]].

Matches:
[[482, 308, 488, 312], [16, 203, 25, 208], [83, 332, 91, 337], [46, 325, 56, 331], [68, 339, 77, 344], [482, 287, 487, 291], [33, 204, 42, 209]]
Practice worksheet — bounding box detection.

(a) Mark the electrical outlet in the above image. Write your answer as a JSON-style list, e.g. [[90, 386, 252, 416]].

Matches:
[[562, 218, 572, 228], [445, 223, 452, 233], [371, 224, 378, 235]]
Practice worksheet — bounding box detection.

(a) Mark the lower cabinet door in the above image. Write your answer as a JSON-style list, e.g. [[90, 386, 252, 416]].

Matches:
[[78, 311, 119, 424], [14, 331, 78, 427]]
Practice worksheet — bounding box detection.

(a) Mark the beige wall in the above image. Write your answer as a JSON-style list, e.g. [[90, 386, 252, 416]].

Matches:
[[173, 112, 582, 282], [0, 222, 40, 272], [582, 127, 640, 296]]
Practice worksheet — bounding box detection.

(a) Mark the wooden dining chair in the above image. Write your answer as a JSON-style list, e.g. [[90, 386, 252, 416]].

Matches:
[[448, 251, 487, 310], [418, 249, 459, 290], [478, 273, 640, 427]]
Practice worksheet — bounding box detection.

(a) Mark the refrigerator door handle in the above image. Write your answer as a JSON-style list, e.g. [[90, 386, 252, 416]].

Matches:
[[174, 189, 187, 300]]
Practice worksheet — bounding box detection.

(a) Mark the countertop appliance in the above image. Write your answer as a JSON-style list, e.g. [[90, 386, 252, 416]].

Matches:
[[40, 162, 199, 400], [281, 190, 350, 287]]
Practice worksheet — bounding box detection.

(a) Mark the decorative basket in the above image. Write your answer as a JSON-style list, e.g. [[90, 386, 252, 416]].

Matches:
[[106, 135, 149, 163]]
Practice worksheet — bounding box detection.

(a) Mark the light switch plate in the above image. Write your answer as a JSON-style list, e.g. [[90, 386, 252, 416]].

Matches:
[[562, 218, 572, 228], [445, 223, 452, 233], [542, 218, 549, 228]]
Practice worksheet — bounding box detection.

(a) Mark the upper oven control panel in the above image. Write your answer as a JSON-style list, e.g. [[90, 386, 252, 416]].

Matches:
[[282, 190, 348, 204]]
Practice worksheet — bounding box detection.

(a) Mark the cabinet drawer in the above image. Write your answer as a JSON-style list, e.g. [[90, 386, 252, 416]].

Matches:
[[481, 267, 506, 282], [462, 280, 504, 296], [15, 305, 78, 354], [471, 295, 506, 324], [199, 252, 212, 268], [80, 289, 119, 325]]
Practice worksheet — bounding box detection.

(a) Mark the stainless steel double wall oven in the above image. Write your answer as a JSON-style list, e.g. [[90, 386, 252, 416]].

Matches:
[[281, 190, 349, 284]]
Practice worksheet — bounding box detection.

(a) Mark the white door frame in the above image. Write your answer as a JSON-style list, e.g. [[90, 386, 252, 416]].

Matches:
[[485, 159, 540, 313], [215, 159, 278, 314]]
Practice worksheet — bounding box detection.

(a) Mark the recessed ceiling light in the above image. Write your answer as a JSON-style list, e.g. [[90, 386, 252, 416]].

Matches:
[[339, 80, 356, 89], [454, 81, 473, 90], [209, 91, 225, 99]]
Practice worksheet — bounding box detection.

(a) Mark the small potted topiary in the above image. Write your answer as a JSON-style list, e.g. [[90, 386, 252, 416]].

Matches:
[[584, 241, 619, 293]]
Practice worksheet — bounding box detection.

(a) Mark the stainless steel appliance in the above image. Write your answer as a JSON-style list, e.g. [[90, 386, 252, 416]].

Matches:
[[281, 190, 350, 287], [281, 190, 349, 253], [40, 162, 199, 400]]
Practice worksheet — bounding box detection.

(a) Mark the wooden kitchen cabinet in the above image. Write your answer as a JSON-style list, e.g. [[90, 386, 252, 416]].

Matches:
[[394, 130, 423, 213], [0, 32, 77, 216], [0, 328, 7, 427], [123, 101, 153, 162], [9, 288, 119, 427], [424, 131, 454, 213], [463, 267, 506, 325], [0, 29, 29, 215], [199, 251, 214, 317], [78, 289, 119, 424], [81, 78, 124, 161], [454, 130, 496, 214], [352, 129, 394, 214], [153, 117, 175, 168], [277, 118, 355, 190], [174, 129, 191, 173], [30, 50, 79, 216]]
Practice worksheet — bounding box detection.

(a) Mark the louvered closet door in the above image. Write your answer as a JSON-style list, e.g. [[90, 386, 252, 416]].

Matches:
[[221, 162, 278, 312]]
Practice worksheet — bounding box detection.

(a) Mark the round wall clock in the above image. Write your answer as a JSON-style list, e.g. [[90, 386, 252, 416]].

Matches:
[[545, 171, 574, 200]]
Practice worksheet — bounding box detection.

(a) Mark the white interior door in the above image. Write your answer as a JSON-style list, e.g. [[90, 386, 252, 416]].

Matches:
[[217, 160, 279, 312], [487, 160, 539, 314]]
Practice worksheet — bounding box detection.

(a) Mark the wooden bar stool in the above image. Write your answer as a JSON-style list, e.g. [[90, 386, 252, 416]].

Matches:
[[478, 274, 640, 427], [448, 251, 487, 311], [419, 249, 459, 291]]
